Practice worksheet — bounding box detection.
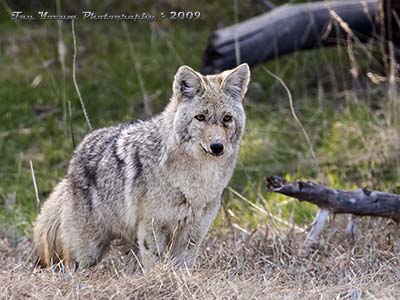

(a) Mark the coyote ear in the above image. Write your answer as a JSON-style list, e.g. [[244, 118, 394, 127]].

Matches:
[[173, 65, 204, 100], [221, 63, 250, 100]]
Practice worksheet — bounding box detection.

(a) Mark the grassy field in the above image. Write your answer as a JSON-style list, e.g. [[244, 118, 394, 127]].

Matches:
[[1, 0, 400, 299]]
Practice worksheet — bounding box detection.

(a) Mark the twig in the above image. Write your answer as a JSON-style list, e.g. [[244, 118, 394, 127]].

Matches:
[[72, 19, 93, 131], [329, 9, 359, 80], [29, 160, 40, 210], [262, 67, 321, 178], [228, 187, 305, 233], [345, 214, 359, 240], [56, 0, 67, 135], [130, 249, 144, 274], [303, 208, 330, 252], [122, 22, 152, 116], [68, 100, 76, 149], [151, 22, 184, 65], [8, 156, 23, 247], [328, 9, 373, 61]]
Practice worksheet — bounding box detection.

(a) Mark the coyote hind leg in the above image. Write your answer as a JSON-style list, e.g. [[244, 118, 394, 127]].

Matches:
[[61, 202, 111, 269]]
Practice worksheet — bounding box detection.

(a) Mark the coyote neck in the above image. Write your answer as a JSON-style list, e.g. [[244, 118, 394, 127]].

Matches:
[[158, 110, 235, 202]]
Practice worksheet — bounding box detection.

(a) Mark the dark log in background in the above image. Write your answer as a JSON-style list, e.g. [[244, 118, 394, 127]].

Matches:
[[201, 0, 399, 74], [266, 176, 400, 223], [383, 0, 400, 62]]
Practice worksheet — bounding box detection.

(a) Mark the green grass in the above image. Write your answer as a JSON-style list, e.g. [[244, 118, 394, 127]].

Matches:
[[0, 0, 399, 236]]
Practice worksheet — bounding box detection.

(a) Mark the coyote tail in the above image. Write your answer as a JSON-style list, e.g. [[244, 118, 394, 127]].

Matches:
[[33, 179, 69, 268]]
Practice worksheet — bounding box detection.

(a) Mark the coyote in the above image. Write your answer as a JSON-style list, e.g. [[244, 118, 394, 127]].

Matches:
[[33, 64, 250, 269]]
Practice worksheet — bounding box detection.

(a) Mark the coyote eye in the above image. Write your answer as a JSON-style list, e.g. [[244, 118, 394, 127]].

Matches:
[[195, 114, 205, 121], [223, 115, 233, 122]]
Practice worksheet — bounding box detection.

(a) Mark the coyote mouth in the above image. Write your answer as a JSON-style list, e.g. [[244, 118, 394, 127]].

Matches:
[[200, 145, 223, 157]]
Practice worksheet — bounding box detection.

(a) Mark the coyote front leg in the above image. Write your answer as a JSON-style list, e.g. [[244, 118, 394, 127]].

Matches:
[[172, 201, 220, 268], [137, 219, 169, 269]]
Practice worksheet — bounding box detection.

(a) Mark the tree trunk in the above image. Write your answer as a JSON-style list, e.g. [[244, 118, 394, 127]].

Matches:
[[201, 0, 379, 74]]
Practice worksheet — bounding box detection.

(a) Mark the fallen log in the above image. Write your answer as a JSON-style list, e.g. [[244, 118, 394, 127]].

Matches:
[[383, 0, 400, 62], [266, 175, 400, 222], [201, 0, 379, 74], [266, 176, 400, 250]]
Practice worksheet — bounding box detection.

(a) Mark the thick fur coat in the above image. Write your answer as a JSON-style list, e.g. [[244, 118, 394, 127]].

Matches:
[[33, 64, 250, 269]]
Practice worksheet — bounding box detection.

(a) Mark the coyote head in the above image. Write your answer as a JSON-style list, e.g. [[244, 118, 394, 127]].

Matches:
[[170, 64, 250, 159]]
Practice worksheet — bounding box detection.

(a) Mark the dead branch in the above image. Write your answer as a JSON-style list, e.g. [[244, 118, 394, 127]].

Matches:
[[266, 176, 400, 222], [266, 176, 400, 251]]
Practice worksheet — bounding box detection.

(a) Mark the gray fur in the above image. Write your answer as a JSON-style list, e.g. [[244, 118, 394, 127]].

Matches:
[[33, 64, 250, 269]]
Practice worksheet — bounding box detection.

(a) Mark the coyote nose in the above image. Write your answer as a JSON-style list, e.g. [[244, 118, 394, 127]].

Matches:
[[210, 143, 224, 155]]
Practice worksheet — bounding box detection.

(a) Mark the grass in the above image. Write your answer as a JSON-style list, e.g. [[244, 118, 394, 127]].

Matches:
[[1, 220, 400, 299], [1, 0, 400, 298]]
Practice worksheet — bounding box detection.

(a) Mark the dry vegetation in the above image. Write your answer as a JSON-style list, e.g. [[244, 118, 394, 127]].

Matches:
[[1, 0, 400, 299], [1, 217, 400, 299]]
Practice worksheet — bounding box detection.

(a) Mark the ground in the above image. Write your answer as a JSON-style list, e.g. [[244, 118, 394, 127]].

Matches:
[[1, 221, 400, 299], [1, 0, 400, 299]]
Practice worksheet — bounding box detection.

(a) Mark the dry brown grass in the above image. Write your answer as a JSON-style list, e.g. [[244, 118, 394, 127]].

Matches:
[[1, 219, 400, 299]]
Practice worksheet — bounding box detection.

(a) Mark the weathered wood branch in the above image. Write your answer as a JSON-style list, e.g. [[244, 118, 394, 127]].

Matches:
[[202, 0, 379, 74], [266, 176, 400, 223]]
